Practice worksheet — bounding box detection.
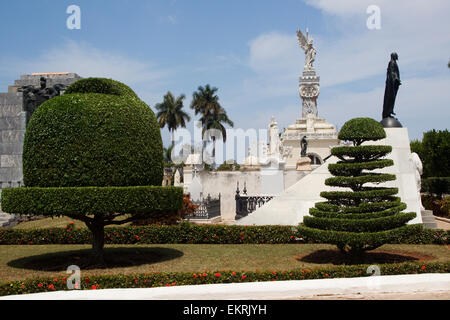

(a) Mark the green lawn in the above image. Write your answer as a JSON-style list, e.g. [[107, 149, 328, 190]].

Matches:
[[13, 215, 132, 229], [1, 243, 449, 282]]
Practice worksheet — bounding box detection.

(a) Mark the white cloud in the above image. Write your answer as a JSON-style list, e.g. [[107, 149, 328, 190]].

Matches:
[[319, 75, 450, 139], [223, 0, 450, 143], [248, 32, 300, 75], [1, 40, 170, 87], [308, 0, 450, 86], [167, 15, 177, 24], [241, 0, 450, 89]]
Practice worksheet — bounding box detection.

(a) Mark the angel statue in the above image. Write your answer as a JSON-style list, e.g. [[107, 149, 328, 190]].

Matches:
[[297, 28, 316, 70]]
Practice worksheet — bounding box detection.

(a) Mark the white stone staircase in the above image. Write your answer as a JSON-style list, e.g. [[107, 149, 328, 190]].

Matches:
[[235, 128, 424, 226], [420, 209, 437, 229]]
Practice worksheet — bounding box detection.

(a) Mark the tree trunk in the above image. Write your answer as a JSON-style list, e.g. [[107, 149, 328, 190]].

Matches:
[[89, 223, 105, 265], [171, 130, 175, 149]]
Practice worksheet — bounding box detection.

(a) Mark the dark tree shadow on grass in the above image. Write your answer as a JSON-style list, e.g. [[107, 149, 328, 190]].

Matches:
[[8, 247, 184, 271], [296, 249, 434, 266]]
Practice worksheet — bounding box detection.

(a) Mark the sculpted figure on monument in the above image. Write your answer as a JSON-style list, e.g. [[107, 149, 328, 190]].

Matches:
[[382, 52, 401, 119], [410, 152, 425, 210], [297, 29, 316, 70], [18, 76, 66, 119], [300, 136, 308, 157]]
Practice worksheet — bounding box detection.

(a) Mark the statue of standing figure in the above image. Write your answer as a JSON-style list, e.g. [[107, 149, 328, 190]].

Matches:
[[297, 29, 316, 70], [410, 152, 424, 210], [300, 136, 308, 157], [268, 116, 281, 158], [382, 52, 401, 119]]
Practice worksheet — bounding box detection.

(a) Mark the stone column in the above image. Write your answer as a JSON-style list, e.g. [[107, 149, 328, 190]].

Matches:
[[299, 69, 320, 118], [0, 92, 26, 189]]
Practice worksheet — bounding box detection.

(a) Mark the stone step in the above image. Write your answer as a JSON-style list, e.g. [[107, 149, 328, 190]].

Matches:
[[420, 210, 438, 229], [423, 222, 438, 229]]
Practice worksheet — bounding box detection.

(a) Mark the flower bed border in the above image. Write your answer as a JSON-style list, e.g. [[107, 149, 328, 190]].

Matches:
[[1, 261, 448, 297]]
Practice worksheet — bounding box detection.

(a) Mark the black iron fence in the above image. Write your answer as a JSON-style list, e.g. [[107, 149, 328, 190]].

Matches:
[[186, 194, 221, 220], [235, 182, 273, 220]]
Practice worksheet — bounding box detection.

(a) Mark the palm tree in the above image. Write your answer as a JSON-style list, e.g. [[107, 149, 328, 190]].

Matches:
[[163, 144, 174, 167], [191, 85, 234, 165], [200, 109, 234, 159], [155, 91, 191, 147]]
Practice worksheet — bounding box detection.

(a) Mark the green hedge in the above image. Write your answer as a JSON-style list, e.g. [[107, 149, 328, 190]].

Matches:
[[421, 177, 450, 196], [1, 261, 448, 296], [303, 212, 416, 233], [315, 198, 402, 213], [338, 117, 386, 143], [0, 223, 448, 245], [328, 159, 394, 176], [297, 224, 425, 249], [310, 203, 407, 220], [331, 145, 392, 161], [325, 174, 396, 188], [64, 77, 139, 99], [1, 186, 183, 216], [24, 92, 163, 187], [320, 188, 399, 201]]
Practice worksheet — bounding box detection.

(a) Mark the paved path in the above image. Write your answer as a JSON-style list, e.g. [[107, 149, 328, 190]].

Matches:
[[1, 273, 449, 300], [435, 216, 450, 230]]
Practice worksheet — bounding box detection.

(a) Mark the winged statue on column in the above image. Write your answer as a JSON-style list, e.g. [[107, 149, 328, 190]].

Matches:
[[296, 28, 316, 71]]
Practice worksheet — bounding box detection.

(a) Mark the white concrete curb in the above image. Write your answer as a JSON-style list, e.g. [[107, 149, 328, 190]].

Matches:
[[1, 273, 449, 300]]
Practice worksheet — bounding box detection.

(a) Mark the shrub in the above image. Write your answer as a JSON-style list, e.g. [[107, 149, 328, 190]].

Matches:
[[422, 194, 450, 218], [132, 194, 198, 226], [338, 117, 386, 145], [410, 129, 450, 178], [0, 224, 448, 245], [298, 118, 419, 255], [3, 78, 183, 262], [216, 161, 240, 171], [23, 93, 163, 187], [1, 261, 448, 297], [64, 77, 139, 99], [421, 177, 450, 199], [1, 186, 183, 217]]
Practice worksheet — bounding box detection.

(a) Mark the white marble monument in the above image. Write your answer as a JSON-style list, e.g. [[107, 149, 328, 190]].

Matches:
[[236, 128, 424, 226]]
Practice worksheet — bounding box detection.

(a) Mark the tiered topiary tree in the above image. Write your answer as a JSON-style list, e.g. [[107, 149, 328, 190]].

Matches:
[[1, 78, 183, 263], [298, 118, 422, 256]]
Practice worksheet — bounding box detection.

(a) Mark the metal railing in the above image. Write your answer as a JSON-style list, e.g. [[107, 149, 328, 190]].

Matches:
[[186, 194, 221, 220], [235, 182, 273, 220]]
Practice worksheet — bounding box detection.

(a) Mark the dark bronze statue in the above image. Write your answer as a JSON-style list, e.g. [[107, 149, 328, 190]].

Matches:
[[18, 77, 66, 121], [301, 136, 308, 157], [382, 52, 401, 119]]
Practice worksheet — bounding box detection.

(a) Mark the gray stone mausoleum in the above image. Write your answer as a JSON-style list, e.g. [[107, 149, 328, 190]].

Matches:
[[0, 73, 81, 189]]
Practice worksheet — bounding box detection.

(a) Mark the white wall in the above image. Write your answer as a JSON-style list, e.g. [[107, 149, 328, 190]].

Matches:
[[235, 128, 423, 226], [183, 168, 310, 222]]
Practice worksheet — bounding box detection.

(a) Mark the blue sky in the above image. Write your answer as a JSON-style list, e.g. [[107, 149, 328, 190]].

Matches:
[[0, 0, 449, 153]]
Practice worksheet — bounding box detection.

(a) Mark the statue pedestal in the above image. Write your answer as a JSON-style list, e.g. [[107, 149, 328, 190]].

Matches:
[[299, 69, 320, 117], [296, 157, 312, 171], [380, 117, 402, 128]]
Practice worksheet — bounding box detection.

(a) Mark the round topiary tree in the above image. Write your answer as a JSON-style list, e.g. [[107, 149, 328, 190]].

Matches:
[[297, 117, 422, 256], [1, 78, 183, 262]]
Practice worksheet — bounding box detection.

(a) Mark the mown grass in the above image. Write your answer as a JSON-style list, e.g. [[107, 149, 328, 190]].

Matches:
[[13, 215, 132, 229], [1, 243, 448, 282]]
